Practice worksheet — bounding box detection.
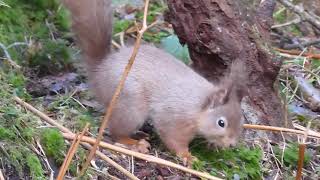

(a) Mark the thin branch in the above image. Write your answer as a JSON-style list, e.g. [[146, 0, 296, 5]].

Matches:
[[0, 42, 11, 60], [81, 141, 139, 180], [36, 140, 54, 180], [296, 143, 306, 180], [243, 124, 320, 139], [296, 121, 311, 180], [283, 38, 320, 50], [0, 40, 22, 68], [112, 40, 121, 49], [57, 133, 79, 180], [275, 48, 320, 59], [13, 96, 139, 180], [14, 96, 72, 133], [7, 42, 28, 49], [80, 0, 151, 175], [57, 124, 89, 180], [278, 0, 320, 30], [272, 18, 301, 29], [293, 123, 320, 138]]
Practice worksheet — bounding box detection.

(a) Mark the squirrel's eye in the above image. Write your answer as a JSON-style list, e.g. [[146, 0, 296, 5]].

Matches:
[[216, 117, 226, 128]]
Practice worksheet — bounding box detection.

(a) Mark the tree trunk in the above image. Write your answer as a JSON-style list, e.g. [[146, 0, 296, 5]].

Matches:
[[165, 0, 290, 134]]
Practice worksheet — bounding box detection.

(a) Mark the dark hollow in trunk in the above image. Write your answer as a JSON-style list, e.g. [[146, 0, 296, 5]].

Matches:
[[165, 0, 290, 130]]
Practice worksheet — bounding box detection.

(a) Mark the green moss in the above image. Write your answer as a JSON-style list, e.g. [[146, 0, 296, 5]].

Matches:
[[191, 140, 263, 179], [142, 31, 170, 43], [26, 39, 72, 75], [0, 126, 15, 140], [21, 127, 34, 142], [8, 148, 24, 176], [7, 71, 25, 88], [135, 1, 167, 23], [26, 154, 45, 179], [0, 0, 72, 75], [75, 113, 96, 130], [41, 128, 66, 163], [274, 142, 312, 167], [290, 24, 302, 36], [273, 9, 287, 24], [113, 19, 133, 34]]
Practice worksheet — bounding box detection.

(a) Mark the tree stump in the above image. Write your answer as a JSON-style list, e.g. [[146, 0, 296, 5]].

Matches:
[[165, 0, 290, 134]]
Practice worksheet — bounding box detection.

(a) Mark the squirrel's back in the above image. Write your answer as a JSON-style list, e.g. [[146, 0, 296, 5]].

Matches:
[[90, 44, 214, 114], [63, 0, 113, 66]]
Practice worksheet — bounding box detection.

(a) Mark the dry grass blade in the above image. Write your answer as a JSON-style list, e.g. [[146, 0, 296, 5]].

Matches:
[[278, 0, 320, 30], [275, 48, 320, 59], [57, 124, 90, 180], [243, 124, 320, 139], [80, 0, 151, 175], [13, 96, 71, 133], [13, 96, 139, 180], [293, 123, 320, 137]]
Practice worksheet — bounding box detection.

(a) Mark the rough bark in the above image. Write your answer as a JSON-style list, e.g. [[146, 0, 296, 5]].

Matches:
[[165, 0, 290, 130]]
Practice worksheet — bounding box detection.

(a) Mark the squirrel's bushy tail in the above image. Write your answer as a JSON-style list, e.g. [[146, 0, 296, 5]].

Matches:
[[62, 0, 113, 65]]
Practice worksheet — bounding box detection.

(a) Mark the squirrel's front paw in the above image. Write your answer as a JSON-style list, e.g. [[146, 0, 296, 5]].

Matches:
[[131, 139, 151, 154], [114, 138, 150, 154], [177, 151, 198, 167]]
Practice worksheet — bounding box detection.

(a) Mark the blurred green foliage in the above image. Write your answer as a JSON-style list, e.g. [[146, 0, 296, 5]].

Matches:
[[190, 140, 263, 179], [0, 0, 73, 75]]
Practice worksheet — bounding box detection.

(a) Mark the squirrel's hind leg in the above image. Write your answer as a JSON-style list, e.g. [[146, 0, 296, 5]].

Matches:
[[107, 97, 150, 153]]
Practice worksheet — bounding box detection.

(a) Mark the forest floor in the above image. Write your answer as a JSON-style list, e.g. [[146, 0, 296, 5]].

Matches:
[[0, 0, 319, 179]]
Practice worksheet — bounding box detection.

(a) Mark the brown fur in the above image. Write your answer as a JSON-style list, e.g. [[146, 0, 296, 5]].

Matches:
[[62, 0, 248, 161]]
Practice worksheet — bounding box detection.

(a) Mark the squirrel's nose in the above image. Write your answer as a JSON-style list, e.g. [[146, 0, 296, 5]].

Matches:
[[224, 138, 237, 147]]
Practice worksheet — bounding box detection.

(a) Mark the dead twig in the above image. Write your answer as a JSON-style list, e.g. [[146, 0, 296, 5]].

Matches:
[[35, 140, 54, 180], [80, 0, 152, 175], [283, 38, 320, 50], [112, 40, 121, 49], [275, 48, 320, 59], [0, 42, 24, 69], [13, 96, 139, 180], [0, 42, 11, 60], [296, 121, 311, 180], [243, 124, 320, 139], [278, 0, 320, 30], [272, 18, 301, 29], [293, 123, 320, 137], [293, 75, 320, 111], [296, 144, 306, 180], [57, 124, 90, 180]]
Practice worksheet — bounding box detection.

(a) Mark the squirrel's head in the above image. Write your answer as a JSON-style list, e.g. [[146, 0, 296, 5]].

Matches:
[[198, 61, 248, 148]]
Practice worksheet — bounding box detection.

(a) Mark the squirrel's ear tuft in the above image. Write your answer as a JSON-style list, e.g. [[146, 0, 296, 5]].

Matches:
[[201, 87, 231, 110], [215, 88, 230, 105], [222, 60, 249, 102]]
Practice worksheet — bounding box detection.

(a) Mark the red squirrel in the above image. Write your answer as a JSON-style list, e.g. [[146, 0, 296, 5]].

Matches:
[[62, 0, 247, 165]]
